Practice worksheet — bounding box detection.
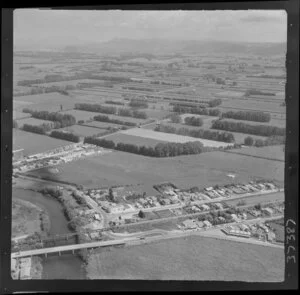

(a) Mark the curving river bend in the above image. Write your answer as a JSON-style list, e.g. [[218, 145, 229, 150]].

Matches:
[[13, 187, 87, 279]]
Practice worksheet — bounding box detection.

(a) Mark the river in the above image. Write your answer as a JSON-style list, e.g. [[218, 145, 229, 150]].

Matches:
[[13, 187, 87, 279]]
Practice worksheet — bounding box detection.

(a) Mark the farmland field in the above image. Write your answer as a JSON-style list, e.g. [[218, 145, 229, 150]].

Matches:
[[13, 111, 32, 120], [13, 93, 79, 112], [17, 117, 54, 128], [86, 235, 284, 281], [225, 145, 285, 161], [13, 129, 71, 156], [58, 125, 108, 137], [59, 109, 101, 122], [120, 128, 234, 148], [105, 133, 166, 147], [83, 121, 125, 129], [26, 149, 284, 190]]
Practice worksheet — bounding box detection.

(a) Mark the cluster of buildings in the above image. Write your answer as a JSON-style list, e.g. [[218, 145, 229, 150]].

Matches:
[[13, 143, 105, 174], [11, 257, 32, 280]]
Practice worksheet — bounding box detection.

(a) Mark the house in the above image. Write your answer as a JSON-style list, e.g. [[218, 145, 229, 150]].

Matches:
[[94, 214, 101, 221], [203, 220, 212, 228], [214, 203, 223, 210], [196, 221, 204, 228], [182, 219, 197, 229], [231, 214, 240, 222], [262, 208, 274, 216], [201, 204, 210, 211], [205, 187, 214, 191], [218, 216, 226, 223], [267, 231, 276, 242]]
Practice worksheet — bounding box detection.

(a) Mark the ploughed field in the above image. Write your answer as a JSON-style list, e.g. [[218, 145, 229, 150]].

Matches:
[[26, 149, 284, 190], [86, 235, 284, 281]]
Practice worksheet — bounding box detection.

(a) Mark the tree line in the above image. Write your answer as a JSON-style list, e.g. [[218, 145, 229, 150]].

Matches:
[[244, 89, 275, 96], [50, 130, 80, 143], [75, 103, 148, 119], [23, 109, 76, 128], [93, 115, 136, 126], [23, 124, 49, 135], [105, 100, 125, 106], [222, 110, 271, 122], [173, 105, 221, 116], [83, 136, 229, 157], [244, 135, 285, 147], [155, 124, 235, 143], [128, 99, 149, 109], [212, 119, 285, 137]]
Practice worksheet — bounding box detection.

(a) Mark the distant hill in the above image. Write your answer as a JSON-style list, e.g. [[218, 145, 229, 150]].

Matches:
[[63, 39, 286, 56]]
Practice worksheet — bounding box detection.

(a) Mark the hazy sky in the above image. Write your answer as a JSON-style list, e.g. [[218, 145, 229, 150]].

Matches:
[[14, 9, 287, 50]]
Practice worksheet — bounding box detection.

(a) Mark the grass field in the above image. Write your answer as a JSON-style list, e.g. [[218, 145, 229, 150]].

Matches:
[[27, 149, 284, 190], [106, 133, 166, 147], [13, 93, 79, 112], [225, 145, 285, 161], [121, 128, 234, 148], [12, 199, 44, 239], [13, 129, 71, 156], [17, 117, 55, 128], [86, 235, 284, 281], [13, 111, 32, 120], [58, 125, 108, 137], [59, 109, 100, 122]]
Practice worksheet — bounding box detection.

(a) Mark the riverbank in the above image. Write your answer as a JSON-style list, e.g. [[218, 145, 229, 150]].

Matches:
[[12, 184, 87, 279], [12, 198, 50, 240]]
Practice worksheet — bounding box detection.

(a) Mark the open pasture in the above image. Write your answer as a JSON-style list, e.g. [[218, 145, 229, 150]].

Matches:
[[225, 145, 285, 161], [87, 232, 284, 281], [13, 129, 71, 156], [121, 128, 233, 148], [17, 117, 54, 128], [220, 98, 285, 114], [13, 111, 32, 120], [59, 109, 100, 122], [28, 146, 284, 189], [58, 125, 108, 137]]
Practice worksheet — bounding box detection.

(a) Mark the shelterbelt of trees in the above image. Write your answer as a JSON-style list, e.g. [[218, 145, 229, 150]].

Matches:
[[84, 136, 237, 157], [75, 103, 148, 119], [173, 105, 221, 116], [244, 89, 276, 96], [93, 115, 136, 126], [221, 110, 271, 122], [23, 109, 76, 128], [184, 116, 204, 126], [154, 124, 235, 143], [212, 119, 285, 137], [17, 73, 132, 87], [23, 123, 51, 135], [128, 99, 149, 108], [244, 135, 285, 147], [50, 130, 80, 143]]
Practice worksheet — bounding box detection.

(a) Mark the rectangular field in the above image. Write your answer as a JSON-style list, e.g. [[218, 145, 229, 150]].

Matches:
[[225, 145, 285, 161], [16, 117, 54, 128], [120, 128, 234, 148], [27, 148, 284, 190], [13, 129, 71, 156], [58, 125, 108, 137], [13, 111, 32, 120], [59, 109, 100, 122]]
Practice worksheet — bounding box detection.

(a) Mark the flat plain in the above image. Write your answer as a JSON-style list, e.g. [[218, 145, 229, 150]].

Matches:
[[86, 235, 284, 281]]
